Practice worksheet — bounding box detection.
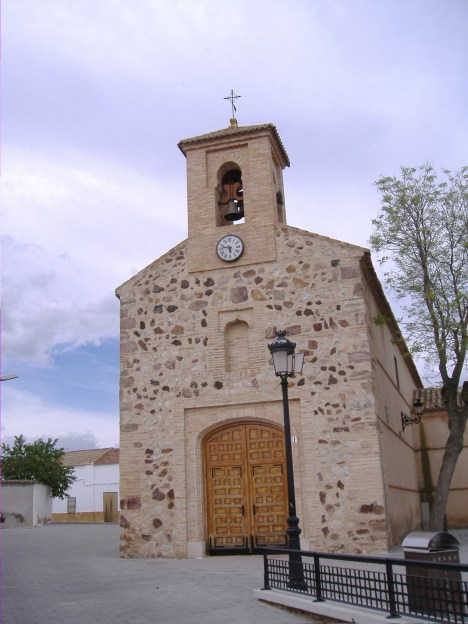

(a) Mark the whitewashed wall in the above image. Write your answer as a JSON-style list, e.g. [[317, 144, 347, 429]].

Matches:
[[2, 482, 52, 527], [53, 464, 119, 514]]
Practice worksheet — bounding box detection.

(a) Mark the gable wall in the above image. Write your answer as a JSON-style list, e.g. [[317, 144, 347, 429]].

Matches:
[[116, 224, 409, 558]]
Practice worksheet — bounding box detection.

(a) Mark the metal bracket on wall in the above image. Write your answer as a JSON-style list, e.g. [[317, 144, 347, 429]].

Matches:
[[401, 411, 421, 431]]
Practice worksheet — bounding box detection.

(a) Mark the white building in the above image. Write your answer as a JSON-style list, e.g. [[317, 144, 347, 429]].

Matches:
[[52, 448, 120, 522]]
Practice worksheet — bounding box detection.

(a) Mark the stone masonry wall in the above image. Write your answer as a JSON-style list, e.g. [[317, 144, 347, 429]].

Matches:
[[116, 224, 390, 558]]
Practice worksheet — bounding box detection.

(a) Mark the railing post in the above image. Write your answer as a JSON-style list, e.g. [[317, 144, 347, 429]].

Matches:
[[262, 551, 271, 590], [313, 553, 325, 602], [385, 559, 400, 619]]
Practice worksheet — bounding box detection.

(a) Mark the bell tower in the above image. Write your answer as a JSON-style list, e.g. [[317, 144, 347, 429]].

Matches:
[[178, 121, 290, 272]]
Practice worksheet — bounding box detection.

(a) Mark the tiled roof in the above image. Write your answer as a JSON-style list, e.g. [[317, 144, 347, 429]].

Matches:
[[178, 122, 290, 166], [94, 448, 120, 465], [62, 448, 119, 467], [414, 388, 464, 412], [361, 252, 423, 388]]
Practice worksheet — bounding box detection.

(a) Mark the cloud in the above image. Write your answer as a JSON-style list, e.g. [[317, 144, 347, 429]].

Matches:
[[56, 431, 103, 452], [0, 430, 102, 452], [8, 0, 465, 166], [1, 148, 186, 364], [1, 235, 119, 364], [1, 384, 118, 449]]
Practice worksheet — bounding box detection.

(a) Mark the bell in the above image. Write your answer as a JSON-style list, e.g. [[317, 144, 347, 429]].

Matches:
[[223, 200, 244, 221]]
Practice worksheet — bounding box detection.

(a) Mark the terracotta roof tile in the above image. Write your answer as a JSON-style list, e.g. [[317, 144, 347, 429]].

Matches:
[[414, 388, 463, 412], [62, 448, 115, 467], [361, 252, 423, 388], [94, 448, 120, 465]]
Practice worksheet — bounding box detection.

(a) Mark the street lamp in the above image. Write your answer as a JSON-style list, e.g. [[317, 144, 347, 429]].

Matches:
[[401, 398, 424, 431], [0, 374, 18, 382], [268, 330, 307, 590]]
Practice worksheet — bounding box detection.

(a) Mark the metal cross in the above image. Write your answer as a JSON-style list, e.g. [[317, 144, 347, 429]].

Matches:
[[224, 89, 241, 119]]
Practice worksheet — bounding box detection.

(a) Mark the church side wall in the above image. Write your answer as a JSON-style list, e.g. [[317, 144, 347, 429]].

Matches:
[[364, 283, 422, 547], [117, 227, 391, 558]]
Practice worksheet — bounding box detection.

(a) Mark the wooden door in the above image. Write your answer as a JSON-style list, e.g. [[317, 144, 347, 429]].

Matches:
[[205, 422, 288, 554], [103, 492, 118, 522]]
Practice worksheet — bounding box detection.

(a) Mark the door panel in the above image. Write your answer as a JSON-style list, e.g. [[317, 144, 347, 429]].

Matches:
[[103, 492, 117, 523], [251, 463, 288, 548], [209, 466, 247, 550], [205, 422, 288, 554]]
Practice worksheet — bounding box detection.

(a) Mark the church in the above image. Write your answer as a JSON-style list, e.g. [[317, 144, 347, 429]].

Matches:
[[115, 117, 426, 558]]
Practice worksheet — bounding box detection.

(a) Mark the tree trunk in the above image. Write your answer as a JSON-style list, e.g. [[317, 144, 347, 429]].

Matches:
[[429, 392, 468, 531]]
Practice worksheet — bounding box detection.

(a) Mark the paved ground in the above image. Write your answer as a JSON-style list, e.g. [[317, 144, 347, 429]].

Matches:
[[1, 523, 332, 624]]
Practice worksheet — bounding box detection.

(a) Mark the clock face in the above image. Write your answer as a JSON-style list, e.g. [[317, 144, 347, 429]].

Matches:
[[216, 234, 244, 262]]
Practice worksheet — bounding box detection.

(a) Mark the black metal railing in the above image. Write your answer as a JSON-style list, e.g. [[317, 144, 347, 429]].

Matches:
[[262, 547, 468, 623]]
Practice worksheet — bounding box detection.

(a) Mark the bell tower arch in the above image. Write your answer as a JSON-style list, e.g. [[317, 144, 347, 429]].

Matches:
[[178, 122, 290, 272], [216, 163, 244, 225]]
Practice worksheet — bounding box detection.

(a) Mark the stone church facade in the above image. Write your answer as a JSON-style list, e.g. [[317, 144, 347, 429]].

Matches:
[[116, 121, 424, 558]]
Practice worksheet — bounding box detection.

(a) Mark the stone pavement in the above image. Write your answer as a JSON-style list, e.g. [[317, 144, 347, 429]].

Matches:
[[1, 523, 332, 624]]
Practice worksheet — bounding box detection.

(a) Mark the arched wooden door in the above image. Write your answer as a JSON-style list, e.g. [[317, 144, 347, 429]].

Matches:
[[204, 422, 288, 555]]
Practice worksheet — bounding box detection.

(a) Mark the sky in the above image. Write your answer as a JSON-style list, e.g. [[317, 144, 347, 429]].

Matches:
[[1, 0, 467, 451]]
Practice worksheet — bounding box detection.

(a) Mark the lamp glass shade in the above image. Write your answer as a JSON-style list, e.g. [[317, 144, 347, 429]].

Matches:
[[293, 352, 304, 374], [268, 330, 304, 377], [271, 349, 290, 376]]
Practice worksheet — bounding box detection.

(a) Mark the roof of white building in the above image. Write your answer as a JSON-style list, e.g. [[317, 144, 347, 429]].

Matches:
[[62, 448, 119, 467]]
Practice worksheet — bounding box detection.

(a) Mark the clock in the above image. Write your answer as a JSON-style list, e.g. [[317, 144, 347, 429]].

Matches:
[[216, 234, 244, 262]]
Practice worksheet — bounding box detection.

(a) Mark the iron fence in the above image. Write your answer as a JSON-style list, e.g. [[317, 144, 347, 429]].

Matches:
[[262, 547, 468, 623]]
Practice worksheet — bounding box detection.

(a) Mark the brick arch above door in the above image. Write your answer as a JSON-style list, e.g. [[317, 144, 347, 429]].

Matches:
[[183, 400, 303, 558]]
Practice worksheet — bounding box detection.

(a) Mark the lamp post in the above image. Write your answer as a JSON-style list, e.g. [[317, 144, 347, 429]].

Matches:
[[268, 330, 306, 590]]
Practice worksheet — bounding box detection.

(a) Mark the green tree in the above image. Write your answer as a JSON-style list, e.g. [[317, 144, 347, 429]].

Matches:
[[1, 435, 75, 499], [370, 163, 468, 531]]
